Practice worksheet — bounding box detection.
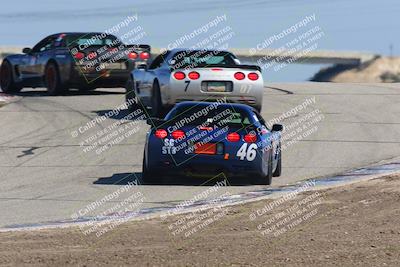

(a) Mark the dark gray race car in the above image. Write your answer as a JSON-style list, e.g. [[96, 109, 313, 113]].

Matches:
[[0, 32, 151, 95]]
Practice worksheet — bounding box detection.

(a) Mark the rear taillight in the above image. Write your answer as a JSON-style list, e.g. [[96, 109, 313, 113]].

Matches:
[[188, 71, 200, 80], [248, 72, 259, 81], [174, 71, 186, 80], [234, 72, 245, 80], [74, 52, 85, 60], [244, 133, 257, 143], [128, 52, 137, 59], [171, 130, 185, 139], [227, 132, 240, 142], [139, 52, 150, 60], [155, 129, 167, 139]]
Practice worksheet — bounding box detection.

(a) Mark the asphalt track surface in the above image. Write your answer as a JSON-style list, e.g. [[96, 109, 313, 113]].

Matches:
[[0, 83, 399, 228]]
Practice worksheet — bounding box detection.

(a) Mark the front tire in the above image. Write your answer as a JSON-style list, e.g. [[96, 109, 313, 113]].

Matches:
[[45, 62, 66, 95], [0, 60, 22, 93]]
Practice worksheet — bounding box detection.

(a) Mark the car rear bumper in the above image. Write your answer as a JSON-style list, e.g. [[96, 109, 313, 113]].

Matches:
[[166, 85, 263, 109], [165, 73, 264, 108], [69, 66, 130, 87], [147, 153, 265, 178]]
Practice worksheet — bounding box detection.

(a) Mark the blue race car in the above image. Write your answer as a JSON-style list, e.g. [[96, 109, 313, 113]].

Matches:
[[142, 101, 283, 185]]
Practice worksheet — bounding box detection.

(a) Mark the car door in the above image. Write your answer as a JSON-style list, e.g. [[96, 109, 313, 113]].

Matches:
[[18, 44, 43, 78], [31, 36, 57, 77], [20, 36, 55, 78], [139, 54, 168, 103]]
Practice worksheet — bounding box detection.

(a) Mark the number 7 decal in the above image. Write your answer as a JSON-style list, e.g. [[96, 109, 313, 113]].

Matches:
[[184, 80, 190, 92]]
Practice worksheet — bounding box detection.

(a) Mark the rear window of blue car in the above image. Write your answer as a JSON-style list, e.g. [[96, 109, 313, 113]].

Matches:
[[166, 105, 253, 127]]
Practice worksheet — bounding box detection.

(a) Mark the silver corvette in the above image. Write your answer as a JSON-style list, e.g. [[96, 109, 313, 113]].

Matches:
[[125, 49, 264, 116]]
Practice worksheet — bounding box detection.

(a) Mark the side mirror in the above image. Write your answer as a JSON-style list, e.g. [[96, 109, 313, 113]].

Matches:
[[146, 117, 165, 127], [272, 124, 283, 132], [137, 64, 148, 70], [22, 47, 31, 54]]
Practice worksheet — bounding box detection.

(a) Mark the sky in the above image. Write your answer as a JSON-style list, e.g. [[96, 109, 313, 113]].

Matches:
[[0, 0, 398, 81]]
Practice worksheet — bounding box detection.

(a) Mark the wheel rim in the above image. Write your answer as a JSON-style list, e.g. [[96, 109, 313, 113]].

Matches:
[[46, 67, 56, 90], [0, 63, 11, 88]]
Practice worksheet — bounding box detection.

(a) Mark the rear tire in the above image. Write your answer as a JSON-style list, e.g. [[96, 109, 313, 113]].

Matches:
[[45, 62, 66, 95], [142, 151, 160, 184], [253, 151, 273, 185], [151, 81, 165, 118], [142, 155, 150, 184], [273, 146, 282, 177], [125, 77, 143, 114], [0, 60, 22, 93]]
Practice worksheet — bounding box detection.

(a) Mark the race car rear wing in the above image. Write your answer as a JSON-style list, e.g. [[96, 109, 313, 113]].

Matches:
[[174, 63, 261, 72], [125, 44, 151, 52]]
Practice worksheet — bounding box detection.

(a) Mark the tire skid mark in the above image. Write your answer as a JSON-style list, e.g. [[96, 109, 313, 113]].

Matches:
[[0, 97, 102, 146], [265, 86, 294, 95], [0, 96, 106, 179]]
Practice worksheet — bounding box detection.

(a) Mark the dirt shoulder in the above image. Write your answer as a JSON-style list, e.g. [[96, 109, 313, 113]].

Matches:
[[1, 175, 399, 266], [312, 56, 400, 83]]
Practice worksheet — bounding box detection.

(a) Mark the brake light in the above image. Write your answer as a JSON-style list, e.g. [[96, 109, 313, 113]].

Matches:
[[171, 130, 185, 140], [74, 52, 85, 60], [155, 129, 167, 139], [227, 132, 240, 142], [128, 52, 137, 59], [248, 72, 259, 81], [211, 68, 223, 71], [174, 72, 186, 80], [188, 71, 200, 80], [234, 72, 245, 80], [139, 52, 150, 60], [244, 133, 257, 143]]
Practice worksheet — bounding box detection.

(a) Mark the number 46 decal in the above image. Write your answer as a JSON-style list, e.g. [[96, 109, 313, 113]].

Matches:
[[236, 143, 258, 161]]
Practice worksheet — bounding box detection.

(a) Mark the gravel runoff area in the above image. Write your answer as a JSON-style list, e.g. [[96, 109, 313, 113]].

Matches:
[[0, 173, 399, 266]]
